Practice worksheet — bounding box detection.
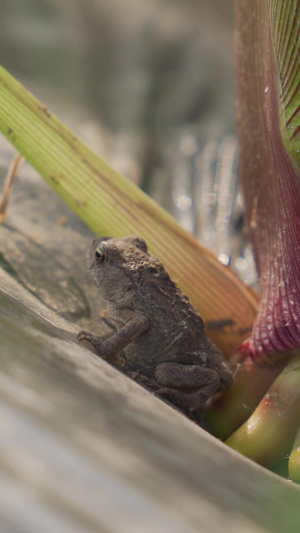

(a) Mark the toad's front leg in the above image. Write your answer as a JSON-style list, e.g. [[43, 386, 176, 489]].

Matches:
[[154, 362, 221, 412], [78, 312, 149, 364]]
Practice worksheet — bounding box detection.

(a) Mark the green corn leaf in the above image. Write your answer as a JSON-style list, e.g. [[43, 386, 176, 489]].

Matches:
[[269, 0, 300, 173]]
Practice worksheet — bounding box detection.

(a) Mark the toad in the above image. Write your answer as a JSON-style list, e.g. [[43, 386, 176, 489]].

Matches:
[[78, 236, 233, 413]]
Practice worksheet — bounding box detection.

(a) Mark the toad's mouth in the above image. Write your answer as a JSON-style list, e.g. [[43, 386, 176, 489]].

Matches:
[[88, 259, 96, 271]]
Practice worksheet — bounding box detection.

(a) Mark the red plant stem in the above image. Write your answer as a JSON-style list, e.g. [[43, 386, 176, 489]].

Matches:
[[236, 0, 300, 361]]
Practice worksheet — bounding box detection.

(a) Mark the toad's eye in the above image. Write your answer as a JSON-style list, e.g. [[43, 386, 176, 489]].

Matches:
[[95, 245, 107, 263]]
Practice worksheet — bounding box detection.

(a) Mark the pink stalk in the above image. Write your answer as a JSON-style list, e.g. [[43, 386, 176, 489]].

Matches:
[[236, 0, 300, 362]]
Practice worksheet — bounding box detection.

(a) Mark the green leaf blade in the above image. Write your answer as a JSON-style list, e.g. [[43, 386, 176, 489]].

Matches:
[[270, 0, 300, 173]]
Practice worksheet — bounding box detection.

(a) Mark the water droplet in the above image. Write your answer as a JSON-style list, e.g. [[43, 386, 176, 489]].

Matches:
[[218, 253, 230, 266]]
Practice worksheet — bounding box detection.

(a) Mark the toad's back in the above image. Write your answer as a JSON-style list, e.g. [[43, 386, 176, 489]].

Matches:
[[116, 257, 214, 375]]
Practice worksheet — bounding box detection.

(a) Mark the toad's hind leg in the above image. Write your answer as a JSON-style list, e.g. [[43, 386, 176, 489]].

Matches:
[[154, 362, 220, 411]]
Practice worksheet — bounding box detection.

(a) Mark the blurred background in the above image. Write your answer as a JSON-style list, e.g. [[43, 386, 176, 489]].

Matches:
[[0, 0, 256, 283]]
